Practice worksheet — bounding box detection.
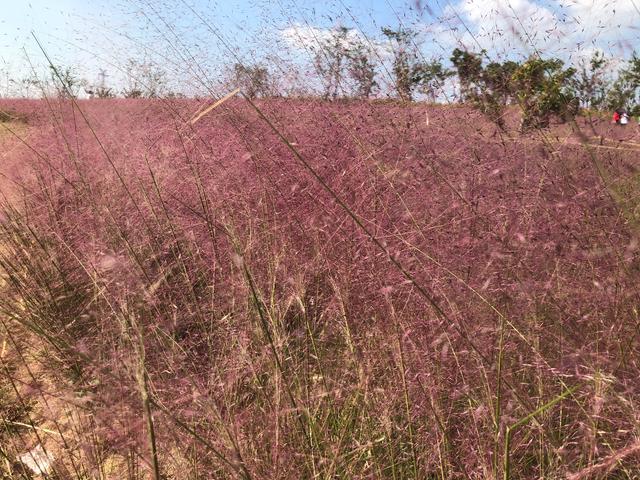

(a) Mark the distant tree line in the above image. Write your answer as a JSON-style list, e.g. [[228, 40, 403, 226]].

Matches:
[[3, 59, 173, 100], [2, 25, 640, 132], [267, 25, 640, 130], [297, 26, 640, 131]]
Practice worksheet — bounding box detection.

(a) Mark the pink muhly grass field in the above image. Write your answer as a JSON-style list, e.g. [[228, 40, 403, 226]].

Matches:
[[0, 96, 639, 478]]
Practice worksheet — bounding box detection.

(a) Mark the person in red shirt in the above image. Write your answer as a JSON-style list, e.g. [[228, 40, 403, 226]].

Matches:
[[613, 111, 621, 124]]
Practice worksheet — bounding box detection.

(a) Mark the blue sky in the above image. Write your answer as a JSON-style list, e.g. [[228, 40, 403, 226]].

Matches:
[[0, 0, 638, 95], [0, 0, 429, 93], [0, 1, 421, 66]]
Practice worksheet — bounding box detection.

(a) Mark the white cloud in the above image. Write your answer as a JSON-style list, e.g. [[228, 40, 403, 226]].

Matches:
[[560, 0, 640, 53], [283, 25, 362, 51], [436, 0, 640, 62], [438, 0, 571, 58]]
